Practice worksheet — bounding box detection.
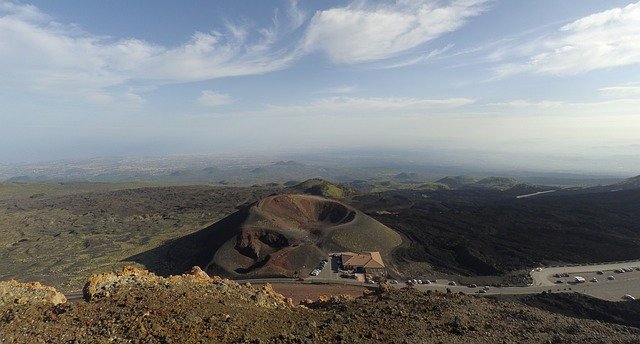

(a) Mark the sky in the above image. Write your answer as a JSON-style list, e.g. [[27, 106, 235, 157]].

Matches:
[[0, 0, 639, 173]]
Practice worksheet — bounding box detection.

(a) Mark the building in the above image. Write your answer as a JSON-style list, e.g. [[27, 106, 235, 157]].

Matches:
[[341, 251, 386, 275]]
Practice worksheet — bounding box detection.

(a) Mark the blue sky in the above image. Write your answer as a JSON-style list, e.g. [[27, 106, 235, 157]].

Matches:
[[1, 0, 639, 172]]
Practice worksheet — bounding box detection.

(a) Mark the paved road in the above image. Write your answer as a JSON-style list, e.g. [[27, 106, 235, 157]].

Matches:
[[62, 260, 640, 302], [236, 259, 640, 302]]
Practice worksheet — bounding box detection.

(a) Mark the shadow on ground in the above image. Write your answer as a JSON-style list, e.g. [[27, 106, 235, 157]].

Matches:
[[125, 207, 248, 276]]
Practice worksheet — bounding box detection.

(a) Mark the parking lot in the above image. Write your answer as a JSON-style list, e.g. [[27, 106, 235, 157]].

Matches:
[[296, 258, 640, 302], [307, 256, 339, 280], [529, 262, 640, 301]]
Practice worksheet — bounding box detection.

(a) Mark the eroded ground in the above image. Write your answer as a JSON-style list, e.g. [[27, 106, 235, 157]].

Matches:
[[0, 184, 280, 291], [2, 268, 640, 343]]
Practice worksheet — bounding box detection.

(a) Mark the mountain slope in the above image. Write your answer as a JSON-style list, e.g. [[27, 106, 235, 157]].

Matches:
[[290, 178, 357, 199], [129, 194, 402, 278]]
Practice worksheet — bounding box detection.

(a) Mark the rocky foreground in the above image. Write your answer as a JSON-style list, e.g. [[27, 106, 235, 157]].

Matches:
[[1, 267, 639, 343]]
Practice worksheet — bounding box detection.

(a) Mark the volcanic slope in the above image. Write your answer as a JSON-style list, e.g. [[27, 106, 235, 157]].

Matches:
[[150, 194, 403, 278]]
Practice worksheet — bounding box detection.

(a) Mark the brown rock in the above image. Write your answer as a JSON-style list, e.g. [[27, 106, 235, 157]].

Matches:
[[189, 266, 212, 281], [0, 280, 66, 308]]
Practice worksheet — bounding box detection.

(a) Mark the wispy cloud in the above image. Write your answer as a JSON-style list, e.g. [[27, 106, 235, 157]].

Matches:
[[0, 0, 494, 106], [599, 83, 640, 98], [321, 85, 360, 94], [493, 2, 640, 77], [485, 97, 640, 116], [0, 1, 298, 104], [195, 96, 475, 120], [302, 0, 491, 64], [377, 44, 455, 69], [286, 0, 307, 30], [198, 90, 233, 106], [267, 96, 475, 116]]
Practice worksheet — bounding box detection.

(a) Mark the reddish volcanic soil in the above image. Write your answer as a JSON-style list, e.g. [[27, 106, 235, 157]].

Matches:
[[255, 194, 355, 230], [257, 283, 370, 304], [209, 193, 402, 278]]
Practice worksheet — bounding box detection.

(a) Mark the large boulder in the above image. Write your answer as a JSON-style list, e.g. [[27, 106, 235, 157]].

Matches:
[[0, 280, 66, 308]]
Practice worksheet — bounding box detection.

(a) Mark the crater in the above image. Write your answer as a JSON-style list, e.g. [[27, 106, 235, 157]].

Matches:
[[255, 194, 356, 230]]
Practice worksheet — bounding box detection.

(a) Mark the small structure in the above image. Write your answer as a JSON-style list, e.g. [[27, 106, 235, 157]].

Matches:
[[340, 251, 386, 275]]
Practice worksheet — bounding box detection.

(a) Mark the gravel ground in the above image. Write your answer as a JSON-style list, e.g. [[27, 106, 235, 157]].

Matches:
[[2, 267, 640, 343]]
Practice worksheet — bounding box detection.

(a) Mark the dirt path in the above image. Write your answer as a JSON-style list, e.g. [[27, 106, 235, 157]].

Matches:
[[256, 282, 369, 303]]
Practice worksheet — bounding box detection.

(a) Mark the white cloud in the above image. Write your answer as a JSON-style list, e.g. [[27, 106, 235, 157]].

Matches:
[[0, 0, 493, 106], [198, 90, 233, 106], [378, 43, 455, 69], [263, 96, 475, 117], [493, 2, 640, 77], [0, 1, 297, 104], [485, 98, 640, 116], [302, 0, 491, 64], [600, 84, 640, 98], [286, 0, 307, 30], [322, 85, 359, 94]]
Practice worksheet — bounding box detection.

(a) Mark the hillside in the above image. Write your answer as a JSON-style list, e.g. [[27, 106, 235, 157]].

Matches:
[[436, 175, 548, 193], [2, 267, 639, 343], [436, 175, 477, 189], [129, 194, 403, 279], [475, 176, 520, 190], [613, 174, 640, 190], [290, 178, 357, 199], [0, 184, 280, 291], [355, 188, 640, 277]]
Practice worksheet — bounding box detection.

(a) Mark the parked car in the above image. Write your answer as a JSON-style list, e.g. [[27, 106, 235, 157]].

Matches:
[[590, 277, 598, 282], [614, 269, 624, 273], [468, 284, 478, 288], [623, 294, 636, 301], [448, 281, 457, 286], [483, 286, 490, 291], [417, 279, 423, 284], [607, 276, 615, 280], [555, 280, 564, 284], [596, 271, 604, 275], [477, 289, 487, 294], [534, 267, 543, 272]]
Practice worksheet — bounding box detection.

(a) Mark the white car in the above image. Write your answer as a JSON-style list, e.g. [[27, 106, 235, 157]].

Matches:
[[623, 294, 636, 301], [591, 278, 598, 282]]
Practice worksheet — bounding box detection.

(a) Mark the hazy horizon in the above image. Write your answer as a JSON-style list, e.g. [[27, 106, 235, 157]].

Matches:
[[1, 1, 639, 174]]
